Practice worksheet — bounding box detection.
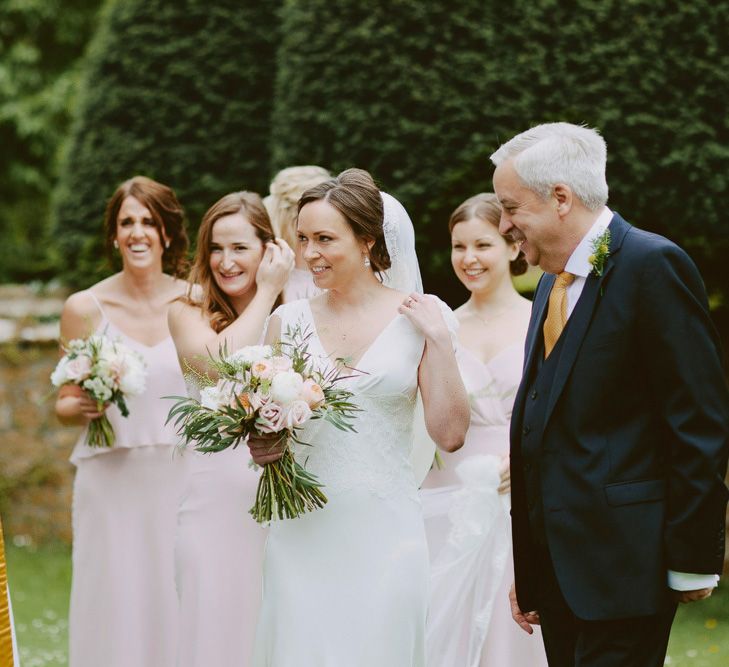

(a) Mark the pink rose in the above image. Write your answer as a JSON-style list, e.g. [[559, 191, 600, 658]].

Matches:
[[256, 401, 288, 434], [286, 400, 312, 429], [300, 378, 325, 408], [66, 355, 92, 382]]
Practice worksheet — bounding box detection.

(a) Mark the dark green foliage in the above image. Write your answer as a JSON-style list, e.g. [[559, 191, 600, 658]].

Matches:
[[0, 0, 100, 282], [52, 0, 277, 287], [271, 0, 729, 308]]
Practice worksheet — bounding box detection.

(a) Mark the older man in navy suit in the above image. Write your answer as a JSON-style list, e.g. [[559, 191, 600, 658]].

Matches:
[[491, 122, 729, 667]]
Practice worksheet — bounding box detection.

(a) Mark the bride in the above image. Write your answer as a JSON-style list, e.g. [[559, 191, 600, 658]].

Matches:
[[248, 168, 470, 666]]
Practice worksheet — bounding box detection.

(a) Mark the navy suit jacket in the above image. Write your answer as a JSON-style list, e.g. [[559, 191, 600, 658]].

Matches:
[[510, 213, 729, 620]]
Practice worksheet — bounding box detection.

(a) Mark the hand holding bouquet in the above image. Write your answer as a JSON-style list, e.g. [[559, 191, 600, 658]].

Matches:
[[167, 326, 359, 523], [51, 334, 147, 447]]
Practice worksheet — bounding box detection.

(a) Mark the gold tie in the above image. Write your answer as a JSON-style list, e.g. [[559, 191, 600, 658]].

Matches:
[[0, 517, 15, 666], [543, 271, 575, 358]]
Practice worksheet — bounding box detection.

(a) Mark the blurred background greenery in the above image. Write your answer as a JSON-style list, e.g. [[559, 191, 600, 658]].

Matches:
[[2, 0, 728, 664], [2, 0, 728, 314]]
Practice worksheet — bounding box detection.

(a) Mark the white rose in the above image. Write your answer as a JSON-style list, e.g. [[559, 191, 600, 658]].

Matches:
[[286, 400, 312, 429], [200, 386, 224, 411], [269, 370, 304, 406], [50, 356, 71, 387], [118, 356, 147, 396], [228, 345, 273, 366]]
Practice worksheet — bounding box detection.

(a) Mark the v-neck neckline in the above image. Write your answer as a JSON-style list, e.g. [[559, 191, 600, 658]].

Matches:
[[303, 299, 403, 372]]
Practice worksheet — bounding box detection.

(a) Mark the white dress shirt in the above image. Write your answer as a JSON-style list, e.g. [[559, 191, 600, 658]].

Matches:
[[561, 207, 719, 592]]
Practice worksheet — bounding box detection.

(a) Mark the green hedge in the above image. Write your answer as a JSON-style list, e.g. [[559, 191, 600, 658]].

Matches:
[[271, 0, 729, 307], [0, 0, 99, 282], [52, 0, 277, 287]]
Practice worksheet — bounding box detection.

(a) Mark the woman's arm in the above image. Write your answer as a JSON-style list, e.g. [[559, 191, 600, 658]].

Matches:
[[54, 292, 105, 426], [400, 293, 470, 452]]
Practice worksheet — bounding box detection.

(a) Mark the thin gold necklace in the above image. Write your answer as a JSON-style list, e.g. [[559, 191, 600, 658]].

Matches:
[[466, 301, 514, 328]]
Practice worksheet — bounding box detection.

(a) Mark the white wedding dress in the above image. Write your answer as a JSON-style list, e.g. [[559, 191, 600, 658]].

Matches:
[[252, 297, 456, 667]]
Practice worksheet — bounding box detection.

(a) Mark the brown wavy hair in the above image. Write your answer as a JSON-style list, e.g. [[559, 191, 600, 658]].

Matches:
[[448, 193, 527, 276], [298, 168, 390, 272], [104, 176, 189, 276], [187, 192, 276, 333]]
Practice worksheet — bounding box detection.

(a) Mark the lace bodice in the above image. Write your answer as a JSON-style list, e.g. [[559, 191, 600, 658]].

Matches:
[[272, 298, 456, 501]]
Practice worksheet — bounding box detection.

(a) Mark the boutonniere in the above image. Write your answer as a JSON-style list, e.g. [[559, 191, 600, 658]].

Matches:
[[588, 229, 611, 277]]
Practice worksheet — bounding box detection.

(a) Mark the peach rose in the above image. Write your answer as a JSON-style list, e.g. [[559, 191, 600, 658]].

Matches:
[[300, 378, 325, 408], [251, 358, 274, 380]]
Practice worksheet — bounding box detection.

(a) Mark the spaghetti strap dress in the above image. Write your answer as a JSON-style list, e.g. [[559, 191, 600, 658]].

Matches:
[[69, 291, 191, 667]]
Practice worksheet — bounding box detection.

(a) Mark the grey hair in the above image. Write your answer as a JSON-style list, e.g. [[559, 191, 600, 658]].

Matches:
[[490, 122, 609, 211]]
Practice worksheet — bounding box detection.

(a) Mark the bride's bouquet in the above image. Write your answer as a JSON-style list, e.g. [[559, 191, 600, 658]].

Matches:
[[51, 334, 147, 448], [166, 326, 359, 523]]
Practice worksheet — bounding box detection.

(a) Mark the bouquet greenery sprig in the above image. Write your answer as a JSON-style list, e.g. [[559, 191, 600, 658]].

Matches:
[[166, 325, 360, 523]]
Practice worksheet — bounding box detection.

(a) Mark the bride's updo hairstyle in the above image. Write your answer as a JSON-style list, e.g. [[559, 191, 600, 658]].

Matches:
[[448, 193, 527, 276], [298, 168, 391, 272]]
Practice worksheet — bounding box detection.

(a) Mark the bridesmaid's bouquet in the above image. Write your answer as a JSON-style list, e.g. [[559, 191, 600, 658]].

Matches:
[[51, 334, 147, 448], [166, 325, 359, 523]]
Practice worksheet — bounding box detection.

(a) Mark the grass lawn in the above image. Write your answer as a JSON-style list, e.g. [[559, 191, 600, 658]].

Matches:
[[6, 543, 71, 667], [4, 542, 729, 665]]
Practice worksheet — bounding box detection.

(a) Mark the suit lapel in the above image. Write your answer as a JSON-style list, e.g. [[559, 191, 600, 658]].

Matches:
[[511, 273, 553, 443], [542, 214, 630, 428], [523, 273, 553, 375]]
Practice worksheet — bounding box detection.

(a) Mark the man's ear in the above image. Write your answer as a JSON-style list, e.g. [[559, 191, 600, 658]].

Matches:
[[553, 183, 573, 217]]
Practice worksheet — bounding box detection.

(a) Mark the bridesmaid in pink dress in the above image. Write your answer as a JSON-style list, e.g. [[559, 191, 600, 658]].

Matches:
[[168, 192, 293, 667], [421, 193, 548, 667], [263, 165, 330, 302], [55, 176, 191, 667]]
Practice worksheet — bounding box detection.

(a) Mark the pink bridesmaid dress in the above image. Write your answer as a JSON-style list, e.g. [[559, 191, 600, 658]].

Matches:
[[421, 343, 548, 667], [69, 293, 191, 667], [174, 400, 267, 667]]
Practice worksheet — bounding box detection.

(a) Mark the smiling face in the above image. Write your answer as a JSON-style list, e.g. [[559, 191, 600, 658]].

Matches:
[[451, 217, 519, 294], [493, 159, 566, 273], [296, 199, 371, 290], [208, 213, 265, 298], [115, 195, 167, 271]]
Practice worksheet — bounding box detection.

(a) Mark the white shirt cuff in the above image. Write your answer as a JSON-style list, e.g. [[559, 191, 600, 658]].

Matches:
[[667, 570, 720, 591]]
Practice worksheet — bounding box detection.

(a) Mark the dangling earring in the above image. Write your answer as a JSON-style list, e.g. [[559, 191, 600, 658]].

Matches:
[[165, 241, 170, 249], [113, 239, 119, 249], [363, 256, 371, 268]]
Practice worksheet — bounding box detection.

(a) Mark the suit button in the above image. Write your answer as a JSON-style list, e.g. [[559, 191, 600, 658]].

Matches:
[[523, 425, 531, 436], [530, 390, 538, 400]]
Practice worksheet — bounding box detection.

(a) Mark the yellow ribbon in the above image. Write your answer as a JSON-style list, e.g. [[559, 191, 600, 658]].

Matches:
[[0, 516, 15, 666]]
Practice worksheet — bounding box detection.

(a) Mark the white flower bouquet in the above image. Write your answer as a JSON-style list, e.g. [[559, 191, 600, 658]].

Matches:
[[166, 326, 359, 523], [51, 334, 147, 448]]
